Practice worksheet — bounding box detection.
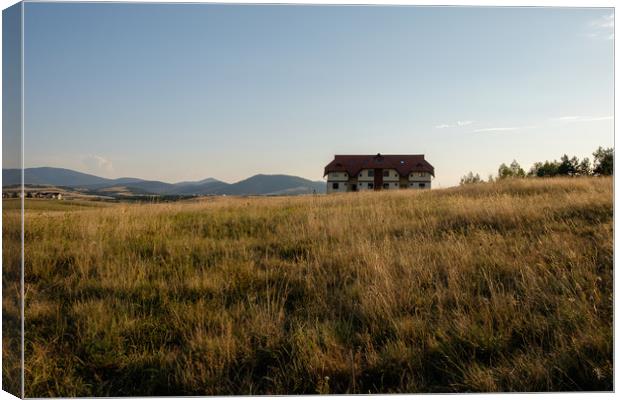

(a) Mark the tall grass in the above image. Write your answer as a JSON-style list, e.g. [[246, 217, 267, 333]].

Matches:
[[5, 177, 613, 395], [2, 198, 22, 396]]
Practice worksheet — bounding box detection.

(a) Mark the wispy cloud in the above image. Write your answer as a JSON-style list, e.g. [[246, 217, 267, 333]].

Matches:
[[81, 154, 114, 173], [473, 126, 536, 133], [435, 120, 474, 129], [591, 14, 614, 29], [550, 115, 613, 122], [586, 14, 614, 40]]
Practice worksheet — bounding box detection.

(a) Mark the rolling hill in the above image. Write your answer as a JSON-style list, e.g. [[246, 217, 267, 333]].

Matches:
[[2, 167, 326, 196]]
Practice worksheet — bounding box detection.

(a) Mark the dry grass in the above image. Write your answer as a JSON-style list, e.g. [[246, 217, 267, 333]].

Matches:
[[3, 177, 613, 395]]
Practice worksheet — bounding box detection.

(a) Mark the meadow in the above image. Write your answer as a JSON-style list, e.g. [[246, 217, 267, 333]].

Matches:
[[2, 177, 613, 395]]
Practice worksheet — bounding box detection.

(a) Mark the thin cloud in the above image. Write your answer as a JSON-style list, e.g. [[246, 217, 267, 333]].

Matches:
[[473, 126, 536, 133], [587, 14, 614, 40], [81, 154, 114, 173], [435, 120, 475, 129], [591, 14, 614, 29], [550, 116, 613, 122]]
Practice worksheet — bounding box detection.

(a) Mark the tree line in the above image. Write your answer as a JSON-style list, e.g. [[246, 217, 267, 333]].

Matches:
[[460, 146, 613, 185]]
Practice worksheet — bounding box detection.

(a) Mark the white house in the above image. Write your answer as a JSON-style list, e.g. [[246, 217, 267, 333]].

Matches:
[[324, 153, 434, 193]]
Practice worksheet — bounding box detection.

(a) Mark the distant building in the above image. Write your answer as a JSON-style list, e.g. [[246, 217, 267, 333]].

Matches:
[[26, 191, 63, 200], [324, 153, 434, 193]]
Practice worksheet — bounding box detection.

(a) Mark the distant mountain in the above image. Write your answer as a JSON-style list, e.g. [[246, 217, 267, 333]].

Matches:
[[3, 167, 326, 197], [171, 180, 231, 195], [174, 177, 219, 186], [223, 174, 325, 195], [4, 167, 112, 187]]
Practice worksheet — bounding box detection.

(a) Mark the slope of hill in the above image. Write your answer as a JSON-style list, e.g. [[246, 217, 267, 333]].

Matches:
[[6, 177, 612, 396]]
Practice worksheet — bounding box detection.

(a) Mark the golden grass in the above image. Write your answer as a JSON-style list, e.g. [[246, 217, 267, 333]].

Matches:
[[3, 177, 613, 395]]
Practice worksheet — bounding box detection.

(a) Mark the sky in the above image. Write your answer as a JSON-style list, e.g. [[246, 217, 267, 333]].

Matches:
[[14, 3, 615, 187]]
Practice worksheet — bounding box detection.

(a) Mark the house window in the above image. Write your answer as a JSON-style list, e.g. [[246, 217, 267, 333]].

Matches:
[[418, 172, 425, 177], [332, 183, 339, 189], [383, 183, 389, 189], [368, 183, 374, 189], [368, 170, 374, 177], [383, 170, 389, 177], [419, 183, 426, 188]]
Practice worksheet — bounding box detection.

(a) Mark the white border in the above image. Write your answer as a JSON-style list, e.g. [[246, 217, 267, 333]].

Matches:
[[0, 1, 616, 400]]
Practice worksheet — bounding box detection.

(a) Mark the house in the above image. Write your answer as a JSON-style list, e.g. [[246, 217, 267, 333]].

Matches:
[[324, 153, 434, 193]]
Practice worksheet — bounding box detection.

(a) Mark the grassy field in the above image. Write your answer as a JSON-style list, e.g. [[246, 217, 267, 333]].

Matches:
[[2, 177, 613, 395]]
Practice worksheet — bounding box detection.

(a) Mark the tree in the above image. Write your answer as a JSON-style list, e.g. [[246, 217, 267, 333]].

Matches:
[[460, 171, 482, 185], [593, 147, 613, 175], [557, 154, 579, 176], [530, 160, 560, 177], [576, 157, 592, 176], [528, 162, 543, 177], [541, 160, 560, 177], [510, 160, 526, 178], [498, 163, 512, 179], [499, 160, 525, 179]]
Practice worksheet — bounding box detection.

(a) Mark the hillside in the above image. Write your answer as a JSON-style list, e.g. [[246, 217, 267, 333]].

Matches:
[[3, 177, 612, 396]]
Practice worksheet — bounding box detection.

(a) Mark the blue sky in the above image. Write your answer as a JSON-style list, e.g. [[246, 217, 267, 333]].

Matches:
[[20, 4, 614, 187]]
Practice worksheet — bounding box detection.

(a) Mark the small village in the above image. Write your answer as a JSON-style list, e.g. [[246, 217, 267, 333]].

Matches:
[[2, 190, 63, 199]]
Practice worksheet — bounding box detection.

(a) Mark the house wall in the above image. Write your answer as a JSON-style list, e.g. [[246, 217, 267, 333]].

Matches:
[[326, 172, 350, 193], [358, 181, 375, 191], [326, 180, 348, 193], [408, 171, 431, 181], [380, 181, 400, 190], [357, 169, 375, 182], [326, 169, 433, 192], [327, 172, 349, 181], [381, 169, 400, 182], [359, 169, 399, 183], [407, 180, 431, 189]]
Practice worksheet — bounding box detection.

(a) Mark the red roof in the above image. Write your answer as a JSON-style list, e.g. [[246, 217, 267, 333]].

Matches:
[[324, 154, 434, 177]]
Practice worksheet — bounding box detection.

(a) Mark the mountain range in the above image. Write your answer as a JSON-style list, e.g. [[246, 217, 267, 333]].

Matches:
[[2, 167, 326, 197]]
